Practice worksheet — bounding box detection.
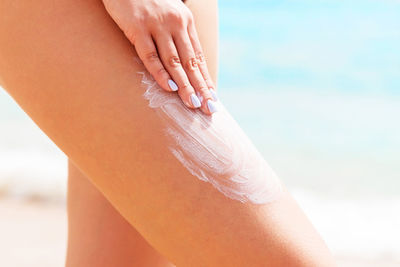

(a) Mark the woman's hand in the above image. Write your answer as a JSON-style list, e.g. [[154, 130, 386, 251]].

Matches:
[[102, 0, 218, 114]]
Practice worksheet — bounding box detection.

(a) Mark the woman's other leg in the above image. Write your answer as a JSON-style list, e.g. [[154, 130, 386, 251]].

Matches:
[[67, 161, 175, 267], [0, 0, 335, 266], [66, 1, 218, 266]]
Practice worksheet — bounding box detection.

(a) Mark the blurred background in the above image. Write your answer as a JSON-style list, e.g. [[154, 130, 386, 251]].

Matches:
[[0, 0, 399, 266]]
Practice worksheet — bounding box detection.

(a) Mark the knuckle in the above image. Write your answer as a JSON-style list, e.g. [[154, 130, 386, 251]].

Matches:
[[156, 67, 168, 76], [197, 86, 210, 95], [195, 52, 206, 65], [144, 9, 160, 23], [125, 29, 138, 44], [168, 55, 181, 68], [167, 10, 186, 24], [184, 57, 198, 72], [188, 12, 194, 22], [183, 8, 194, 21], [134, 14, 146, 25], [180, 82, 192, 92], [202, 75, 212, 84], [144, 51, 159, 62]]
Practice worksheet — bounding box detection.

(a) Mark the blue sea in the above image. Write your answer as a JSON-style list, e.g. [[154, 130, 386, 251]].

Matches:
[[1, 0, 399, 264]]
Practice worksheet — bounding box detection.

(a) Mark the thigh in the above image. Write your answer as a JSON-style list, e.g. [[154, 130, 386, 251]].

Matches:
[[0, 0, 334, 266], [65, 0, 218, 265]]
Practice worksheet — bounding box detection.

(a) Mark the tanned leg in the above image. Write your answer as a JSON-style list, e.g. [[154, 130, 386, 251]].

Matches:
[[67, 161, 175, 267], [65, 0, 218, 266], [0, 0, 335, 266]]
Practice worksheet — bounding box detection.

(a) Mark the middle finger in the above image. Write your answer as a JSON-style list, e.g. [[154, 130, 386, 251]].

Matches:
[[173, 29, 215, 114]]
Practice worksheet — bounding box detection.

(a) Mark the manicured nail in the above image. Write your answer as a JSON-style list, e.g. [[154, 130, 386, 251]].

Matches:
[[210, 88, 218, 101], [168, 79, 178, 91], [190, 93, 201, 108], [207, 99, 218, 113]]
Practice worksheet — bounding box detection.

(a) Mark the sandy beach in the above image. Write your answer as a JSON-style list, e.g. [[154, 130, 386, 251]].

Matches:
[[0, 198, 67, 267]]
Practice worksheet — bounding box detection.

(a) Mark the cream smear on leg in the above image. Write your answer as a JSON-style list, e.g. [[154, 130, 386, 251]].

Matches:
[[136, 61, 282, 204]]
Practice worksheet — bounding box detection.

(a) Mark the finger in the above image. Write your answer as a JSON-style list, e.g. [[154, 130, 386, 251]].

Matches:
[[172, 29, 216, 114], [154, 32, 199, 109], [133, 32, 176, 92], [187, 20, 218, 102]]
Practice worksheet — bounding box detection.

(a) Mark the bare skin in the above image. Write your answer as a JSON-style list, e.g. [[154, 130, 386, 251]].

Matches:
[[67, 161, 176, 266], [0, 0, 336, 266], [67, 0, 218, 265]]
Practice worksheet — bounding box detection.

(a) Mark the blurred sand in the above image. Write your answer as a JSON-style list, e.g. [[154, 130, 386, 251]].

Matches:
[[0, 198, 67, 267], [0, 197, 399, 267]]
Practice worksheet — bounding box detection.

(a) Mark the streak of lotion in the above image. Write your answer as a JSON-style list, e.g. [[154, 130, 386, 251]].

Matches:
[[136, 62, 282, 204]]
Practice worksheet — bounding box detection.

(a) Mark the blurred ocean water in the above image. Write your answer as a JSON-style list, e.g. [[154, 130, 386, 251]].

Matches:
[[0, 0, 399, 263], [217, 0, 400, 196], [216, 1, 400, 262]]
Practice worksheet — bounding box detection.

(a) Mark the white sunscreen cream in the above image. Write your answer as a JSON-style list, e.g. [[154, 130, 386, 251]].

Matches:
[[136, 62, 282, 204]]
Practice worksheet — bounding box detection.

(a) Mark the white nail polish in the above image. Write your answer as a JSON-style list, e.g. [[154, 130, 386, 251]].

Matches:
[[210, 88, 218, 101], [168, 79, 178, 91], [190, 93, 201, 108], [207, 99, 218, 113]]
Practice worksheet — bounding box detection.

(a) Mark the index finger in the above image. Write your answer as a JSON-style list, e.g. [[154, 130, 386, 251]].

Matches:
[[133, 32, 176, 93]]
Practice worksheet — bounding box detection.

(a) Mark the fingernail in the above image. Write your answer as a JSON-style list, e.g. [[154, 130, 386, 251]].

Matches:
[[210, 88, 218, 101], [190, 93, 201, 108], [168, 79, 178, 91], [207, 99, 218, 113]]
